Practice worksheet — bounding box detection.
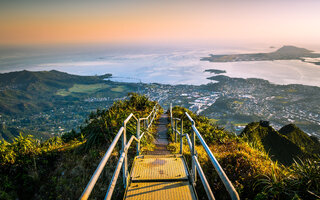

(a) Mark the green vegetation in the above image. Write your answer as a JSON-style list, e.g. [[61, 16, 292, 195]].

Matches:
[[279, 124, 320, 154], [0, 70, 142, 141], [111, 85, 125, 92], [0, 133, 83, 200], [168, 106, 320, 200], [79, 93, 158, 150], [0, 92, 319, 200], [287, 88, 297, 93], [0, 70, 127, 118], [56, 83, 110, 96], [0, 93, 159, 200], [241, 122, 320, 165], [274, 96, 284, 99], [233, 100, 244, 105], [202, 74, 320, 136]]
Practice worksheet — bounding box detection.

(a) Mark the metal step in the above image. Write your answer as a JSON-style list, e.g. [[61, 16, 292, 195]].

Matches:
[[131, 155, 189, 182], [124, 181, 197, 200], [124, 154, 197, 200]]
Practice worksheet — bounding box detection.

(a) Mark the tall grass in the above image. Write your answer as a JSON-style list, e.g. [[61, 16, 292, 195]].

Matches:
[[169, 106, 320, 200], [0, 93, 160, 200]]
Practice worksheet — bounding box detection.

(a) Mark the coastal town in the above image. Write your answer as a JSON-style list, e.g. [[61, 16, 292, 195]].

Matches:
[[1, 72, 320, 140]]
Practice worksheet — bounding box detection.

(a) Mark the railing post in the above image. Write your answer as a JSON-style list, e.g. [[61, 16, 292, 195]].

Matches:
[[180, 119, 183, 154], [191, 123, 197, 184], [136, 119, 140, 155], [175, 119, 177, 142], [122, 123, 128, 188]]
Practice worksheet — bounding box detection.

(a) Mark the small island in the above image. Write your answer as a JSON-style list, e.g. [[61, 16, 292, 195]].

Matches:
[[204, 69, 226, 74], [201, 45, 320, 66]]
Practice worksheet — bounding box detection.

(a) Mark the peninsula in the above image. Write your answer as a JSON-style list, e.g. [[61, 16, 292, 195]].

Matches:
[[201, 45, 320, 66]]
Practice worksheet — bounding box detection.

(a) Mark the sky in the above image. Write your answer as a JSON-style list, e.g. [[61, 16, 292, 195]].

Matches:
[[0, 0, 319, 47]]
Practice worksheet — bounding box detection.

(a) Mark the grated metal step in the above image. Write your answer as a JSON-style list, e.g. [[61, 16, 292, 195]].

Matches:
[[124, 181, 197, 200], [124, 154, 197, 200], [131, 155, 189, 181]]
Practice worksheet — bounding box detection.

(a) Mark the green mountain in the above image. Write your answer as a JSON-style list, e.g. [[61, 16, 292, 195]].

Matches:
[[0, 70, 142, 141], [241, 121, 319, 165], [279, 124, 320, 154], [0, 70, 111, 115]]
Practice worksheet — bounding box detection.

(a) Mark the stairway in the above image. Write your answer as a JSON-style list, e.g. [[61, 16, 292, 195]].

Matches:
[[123, 114, 197, 200], [81, 105, 239, 200], [146, 114, 171, 155]]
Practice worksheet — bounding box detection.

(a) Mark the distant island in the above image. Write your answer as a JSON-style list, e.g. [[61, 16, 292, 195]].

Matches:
[[204, 69, 226, 74], [201, 45, 320, 66]]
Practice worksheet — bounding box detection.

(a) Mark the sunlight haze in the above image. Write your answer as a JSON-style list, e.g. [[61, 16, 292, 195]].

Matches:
[[1, 0, 319, 46]]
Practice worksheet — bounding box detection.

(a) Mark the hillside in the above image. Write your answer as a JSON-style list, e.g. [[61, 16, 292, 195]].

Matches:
[[273, 45, 312, 55], [0, 70, 111, 88], [2, 70, 320, 143], [168, 106, 320, 199], [241, 121, 320, 165], [0, 70, 143, 141], [0, 99, 319, 200], [202, 74, 320, 137], [279, 124, 320, 154], [0, 70, 111, 115], [0, 94, 160, 200]]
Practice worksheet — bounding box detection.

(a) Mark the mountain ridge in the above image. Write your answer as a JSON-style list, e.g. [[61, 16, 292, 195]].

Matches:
[[0, 96, 319, 200], [241, 121, 320, 165]]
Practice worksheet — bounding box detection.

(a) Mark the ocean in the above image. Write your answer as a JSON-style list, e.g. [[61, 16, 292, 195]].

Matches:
[[1, 45, 320, 87]]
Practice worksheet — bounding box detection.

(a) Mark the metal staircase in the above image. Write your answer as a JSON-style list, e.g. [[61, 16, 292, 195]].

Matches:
[[80, 103, 240, 200]]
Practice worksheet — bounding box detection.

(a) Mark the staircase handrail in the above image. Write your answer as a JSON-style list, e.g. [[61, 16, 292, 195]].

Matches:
[[80, 103, 159, 200], [170, 104, 240, 200]]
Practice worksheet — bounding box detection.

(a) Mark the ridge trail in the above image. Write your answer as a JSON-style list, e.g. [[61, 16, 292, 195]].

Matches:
[[124, 113, 197, 199], [147, 113, 171, 155]]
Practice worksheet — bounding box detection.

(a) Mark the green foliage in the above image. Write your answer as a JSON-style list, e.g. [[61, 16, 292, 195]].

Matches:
[[61, 129, 81, 143], [279, 124, 320, 154], [0, 70, 111, 115], [255, 162, 294, 199], [0, 139, 16, 165], [256, 157, 320, 199], [0, 93, 159, 199], [0, 133, 80, 200], [80, 93, 156, 150], [41, 136, 64, 152], [290, 158, 320, 199], [169, 106, 320, 200], [2, 95, 317, 200], [0, 133, 40, 165], [241, 122, 320, 166], [169, 106, 234, 145], [241, 122, 307, 165]]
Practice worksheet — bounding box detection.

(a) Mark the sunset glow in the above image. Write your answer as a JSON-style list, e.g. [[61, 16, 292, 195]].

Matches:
[[1, 0, 320, 46]]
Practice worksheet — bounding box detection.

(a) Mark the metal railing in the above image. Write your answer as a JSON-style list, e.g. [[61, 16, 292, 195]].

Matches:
[[170, 104, 240, 200], [80, 104, 159, 200]]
